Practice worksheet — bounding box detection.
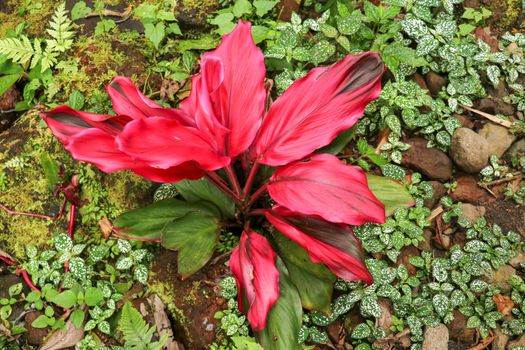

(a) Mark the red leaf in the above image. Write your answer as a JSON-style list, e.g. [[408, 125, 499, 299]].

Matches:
[[252, 52, 384, 166], [267, 154, 385, 225], [107, 77, 193, 124], [116, 116, 230, 171], [266, 207, 373, 284], [230, 231, 280, 332], [180, 21, 266, 157]]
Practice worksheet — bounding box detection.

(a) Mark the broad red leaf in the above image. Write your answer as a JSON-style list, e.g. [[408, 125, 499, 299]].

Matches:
[[41, 105, 131, 142], [267, 154, 385, 226], [180, 21, 266, 157], [230, 231, 280, 332], [266, 207, 373, 284], [252, 52, 384, 166], [116, 116, 230, 171], [107, 76, 192, 124]]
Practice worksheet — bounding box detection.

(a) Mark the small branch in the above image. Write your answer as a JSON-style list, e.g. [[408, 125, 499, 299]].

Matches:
[[427, 205, 443, 221], [460, 104, 512, 128], [0, 203, 54, 220], [242, 161, 260, 201], [83, 5, 132, 19], [206, 173, 243, 206], [246, 209, 268, 216], [375, 128, 391, 154], [479, 172, 523, 187]]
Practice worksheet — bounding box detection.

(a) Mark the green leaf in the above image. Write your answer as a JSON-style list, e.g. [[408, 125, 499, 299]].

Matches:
[[144, 22, 165, 49], [162, 211, 220, 277], [114, 199, 216, 240], [71, 1, 91, 20], [68, 90, 84, 109], [175, 178, 235, 218], [366, 175, 414, 216], [233, 0, 253, 17], [32, 315, 51, 328], [84, 287, 104, 307], [120, 301, 167, 348], [70, 309, 85, 329], [274, 234, 335, 313], [458, 23, 476, 36], [363, 1, 380, 22], [39, 153, 59, 190], [253, 0, 278, 17], [317, 128, 355, 155], [52, 290, 77, 309], [0, 73, 21, 97], [256, 258, 302, 350]]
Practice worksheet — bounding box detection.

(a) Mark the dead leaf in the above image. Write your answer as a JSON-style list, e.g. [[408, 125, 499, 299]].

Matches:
[[374, 328, 411, 350], [160, 79, 180, 102], [0, 249, 16, 264], [493, 294, 514, 316], [40, 319, 84, 350], [376, 299, 393, 334], [468, 335, 495, 350], [0, 323, 11, 339], [98, 217, 113, 239], [148, 294, 184, 350]]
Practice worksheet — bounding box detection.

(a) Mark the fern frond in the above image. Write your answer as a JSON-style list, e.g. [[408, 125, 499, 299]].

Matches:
[[0, 36, 36, 67], [46, 2, 74, 53], [119, 301, 167, 350]]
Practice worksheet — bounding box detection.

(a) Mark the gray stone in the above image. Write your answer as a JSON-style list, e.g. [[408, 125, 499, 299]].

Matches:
[[425, 72, 447, 96], [504, 138, 525, 163], [478, 122, 516, 157], [459, 203, 486, 224], [450, 128, 490, 173], [508, 332, 525, 349], [422, 324, 449, 350], [492, 327, 509, 350], [491, 265, 517, 294]]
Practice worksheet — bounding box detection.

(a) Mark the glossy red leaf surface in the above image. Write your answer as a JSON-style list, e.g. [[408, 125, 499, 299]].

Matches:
[[230, 230, 280, 332], [252, 52, 384, 166], [267, 154, 386, 226], [266, 207, 373, 284]]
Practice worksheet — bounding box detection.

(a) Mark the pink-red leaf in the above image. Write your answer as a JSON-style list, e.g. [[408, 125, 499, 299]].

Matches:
[[267, 154, 385, 226], [107, 77, 192, 124], [180, 21, 266, 157], [266, 207, 373, 284], [116, 116, 230, 171], [230, 230, 280, 332], [252, 52, 384, 166]]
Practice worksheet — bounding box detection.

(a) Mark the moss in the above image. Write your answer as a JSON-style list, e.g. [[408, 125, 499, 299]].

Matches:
[[0, 110, 152, 258], [147, 279, 188, 325], [501, 0, 521, 27], [0, 0, 54, 38]]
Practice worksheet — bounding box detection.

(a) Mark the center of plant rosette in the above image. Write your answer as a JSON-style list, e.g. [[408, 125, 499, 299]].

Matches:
[[41, 20, 414, 349]]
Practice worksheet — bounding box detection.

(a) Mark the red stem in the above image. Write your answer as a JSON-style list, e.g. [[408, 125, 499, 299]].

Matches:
[[205, 173, 243, 206], [242, 161, 260, 201], [225, 164, 242, 196], [68, 205, 76, 237], [0, 256, 14, 265], [15, 270, 40, 292], [112, 227, 161, 242], [0, 203, 54, 220], [245, 184, 267, 209], [246, 209, 268, 216]]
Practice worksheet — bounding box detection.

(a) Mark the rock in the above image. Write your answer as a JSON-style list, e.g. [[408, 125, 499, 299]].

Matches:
[[450, 128, 490, 173], [492, 327, 509, 350], [504, 138, 525, 163], [474, 27, 499, 52], [508, 332, 525, 349], [448, 310, 475, 344], [278, 0, 301, 21], [491, 265, 516, 294], [175, 0, 220, 28], [0, 85, 20, 132], [450, 175, 495, 204], [397, 246, 420, 276], [509, 252, 525, 268], [477, 98, 515, 116], [422, 324, 449, 350], [23, 311, 49, 345], [459, 203, 486, 224], [455, 114, 475, 129], [419, 229, 433, 252], [424, 181, 447, 209], [425, 72, 447, 96], [0, 111, 153, 258], [0, 275, 24, 299], [478, 122, 517, 157], [411, 73, 429, 91], [402, 138, 453, 181]]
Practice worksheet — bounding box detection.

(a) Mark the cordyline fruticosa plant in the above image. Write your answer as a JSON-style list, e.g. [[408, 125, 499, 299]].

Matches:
[[41, 21, 413, 349]]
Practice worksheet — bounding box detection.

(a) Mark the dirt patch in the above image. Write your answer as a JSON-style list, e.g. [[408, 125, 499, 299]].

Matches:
[[485, 199, 525, 236]]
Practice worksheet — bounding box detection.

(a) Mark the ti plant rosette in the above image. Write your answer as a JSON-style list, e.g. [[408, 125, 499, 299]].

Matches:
[[41, 21, 414, 349]]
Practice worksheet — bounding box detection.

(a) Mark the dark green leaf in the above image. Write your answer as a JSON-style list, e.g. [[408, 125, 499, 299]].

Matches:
[[32, 315, 51, 328], [0, 73, 20, 97], [274, 234, 335, 312], [68, 90, 85, 110], [162, 211, 220, 277], [114, 199, 216, 240], [366, 175, 414, 216], [39, 153, 59, 190], [317, 128, 355, 155], [175, 178, 235, 218], [257, 258, 302, 350]]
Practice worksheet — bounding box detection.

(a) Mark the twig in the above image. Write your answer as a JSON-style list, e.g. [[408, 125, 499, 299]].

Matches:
[[83, 5, 132, 20], [478, 173, 523, 197], [375, 128, 391, 154], [460, 104, 512, 128], [468, 335, 495, 350], [427, 205, 443, 221]]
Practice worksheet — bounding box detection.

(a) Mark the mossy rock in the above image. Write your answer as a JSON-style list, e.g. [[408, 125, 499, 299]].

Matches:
[[175, 0, 220, 29], [0, 110, 153, 258]]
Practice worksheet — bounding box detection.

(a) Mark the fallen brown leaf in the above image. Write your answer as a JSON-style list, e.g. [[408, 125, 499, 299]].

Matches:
[[40, 319, 84, 350], [493, 294, 514, 316], [468, 335, 495, 350]]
